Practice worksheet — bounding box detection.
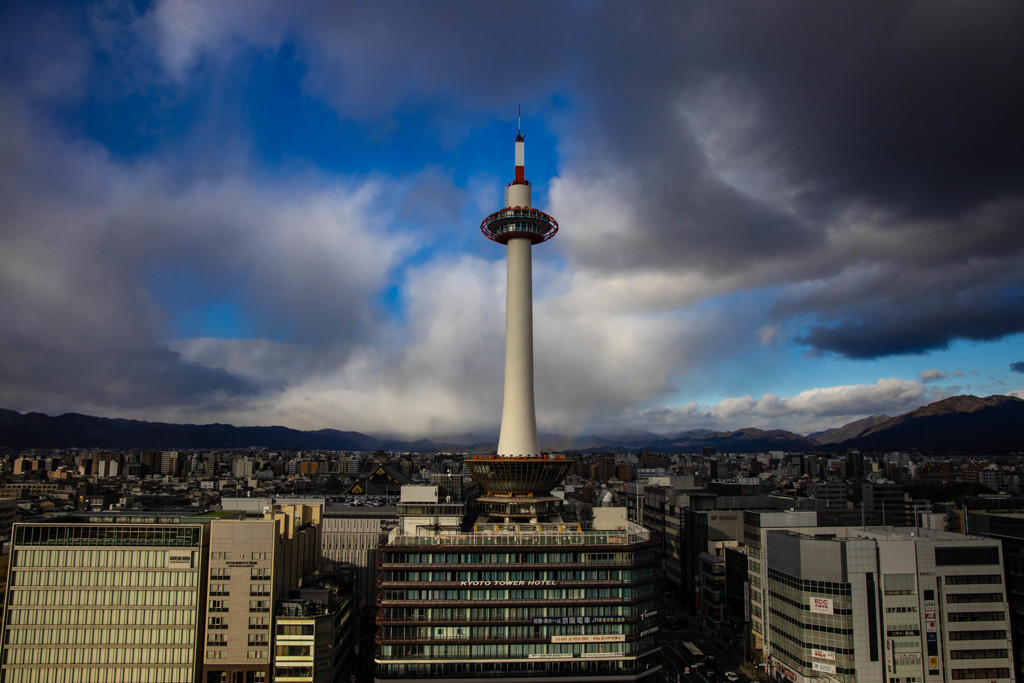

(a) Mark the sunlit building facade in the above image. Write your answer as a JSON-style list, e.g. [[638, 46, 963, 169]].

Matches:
[[1, 515, 211, 683]]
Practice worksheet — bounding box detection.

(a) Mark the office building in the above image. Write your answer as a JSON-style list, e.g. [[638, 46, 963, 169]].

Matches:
[[2, 514, 212, 683], [764, 527, 1013, 683], [966, 510, 1024, 682], [742, 509, 819, 661], [202, 503, 321, 683]]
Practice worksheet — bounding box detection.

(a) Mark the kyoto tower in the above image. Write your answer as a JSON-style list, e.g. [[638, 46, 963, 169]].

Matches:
[[468, 112, 569, 522], [481, 111, 558, 458]]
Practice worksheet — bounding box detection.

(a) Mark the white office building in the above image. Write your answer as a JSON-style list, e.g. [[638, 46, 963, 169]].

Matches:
[[764, 527, 1013, 683]]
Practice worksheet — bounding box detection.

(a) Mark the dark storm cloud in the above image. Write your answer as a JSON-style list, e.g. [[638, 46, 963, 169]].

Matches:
[[1012, 362, 1024, 374], [551, 2, 1024, 356], [0, 100, 271, 413], [705, 2, 1024, 220], [791, 271, 1024, 359], [563, 2, 1024, 259]]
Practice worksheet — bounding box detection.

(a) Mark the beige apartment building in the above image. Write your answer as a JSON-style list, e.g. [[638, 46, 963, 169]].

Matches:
[[1, 514, 214, 683], [202, 503, 321, 683]]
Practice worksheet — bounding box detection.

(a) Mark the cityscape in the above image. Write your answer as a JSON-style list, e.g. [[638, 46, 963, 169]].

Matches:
[[2, 2, 1023, 683]]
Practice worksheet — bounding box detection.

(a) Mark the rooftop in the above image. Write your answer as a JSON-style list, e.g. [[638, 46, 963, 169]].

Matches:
[[385, 520, 650, 548]]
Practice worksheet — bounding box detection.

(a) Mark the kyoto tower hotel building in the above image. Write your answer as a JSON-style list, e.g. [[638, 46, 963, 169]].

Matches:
[[374, 121, 662, 681]]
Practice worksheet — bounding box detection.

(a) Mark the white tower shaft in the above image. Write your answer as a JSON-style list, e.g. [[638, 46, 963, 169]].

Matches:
[[480, 120, 556, 458], [496, 236, 540, 457]]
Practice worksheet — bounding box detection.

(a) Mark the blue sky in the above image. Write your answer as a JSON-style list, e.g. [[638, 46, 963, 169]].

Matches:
[[1, 1, 1022, 438]]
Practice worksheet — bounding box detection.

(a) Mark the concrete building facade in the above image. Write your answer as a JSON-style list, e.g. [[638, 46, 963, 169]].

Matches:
[[202, 504, 321, 683], [764, 527, 1014, 683]]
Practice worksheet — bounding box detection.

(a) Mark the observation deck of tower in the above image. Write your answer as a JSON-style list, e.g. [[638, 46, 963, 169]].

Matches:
[[466, 114, 570, 520]]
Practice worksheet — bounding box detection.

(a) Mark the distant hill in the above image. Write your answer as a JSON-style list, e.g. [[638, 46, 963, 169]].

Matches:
[[0, 409, 379, 451], [811, 414, 891, 444], [837, 395, 1024, 453], [1, 394, 1020, 454], [666, 428, 820, 454]]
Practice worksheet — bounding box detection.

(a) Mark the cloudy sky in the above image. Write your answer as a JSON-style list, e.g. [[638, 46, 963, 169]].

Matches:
[[2, 1, 1022, 439]]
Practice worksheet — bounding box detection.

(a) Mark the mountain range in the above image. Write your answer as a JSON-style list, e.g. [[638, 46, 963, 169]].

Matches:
[[0, 394, 1021, 454]]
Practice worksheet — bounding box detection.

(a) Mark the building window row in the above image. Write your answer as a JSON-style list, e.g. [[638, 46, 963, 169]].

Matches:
[[12, 569, 197, 588], [935, 547, 1000, 567], [768, 608, 853, 635], [13, 525, 200, 549], [947, 611, 1006, 623], [380, 624, 633, 640], [948, 630, 1006, 641], [950, 668, 1011, 679], [378, 640, 653, 659], [950, 649, 1008, 660], [278, 624, 316, 635], [393, 568, 648, 582], [947, 593, 1004, 604], [378, 605, 641, 622], [391, 551, 641, 566], [4, 626, 195, 646], [4, 646, 196, 666], [768, 625, 854, 656], [771, 642, 856, 676], [249, 600, 270, 612], [376, 654, 658, 678], [767, 589, 853, 615], [5, 607, 196, 627], [767, 568, 852, 596], [384, 587, 647, 601], [8, 588, 196, 608], [945, 575, 1002, 586]]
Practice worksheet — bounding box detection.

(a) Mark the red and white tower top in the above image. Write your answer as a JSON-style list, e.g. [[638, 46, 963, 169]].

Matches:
[[514, 105, 526, 184], [480, 109, 558, 245]]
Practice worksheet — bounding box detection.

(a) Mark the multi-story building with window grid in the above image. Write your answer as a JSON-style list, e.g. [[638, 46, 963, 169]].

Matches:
[[1, 514, 215, 683], [763, 527, 1014, 683], [375, 484, 662, 682], [202, 504, 321, 683]]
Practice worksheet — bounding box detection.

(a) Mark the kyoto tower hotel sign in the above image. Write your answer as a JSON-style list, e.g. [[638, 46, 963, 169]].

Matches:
[[480, 115, 558, 458]]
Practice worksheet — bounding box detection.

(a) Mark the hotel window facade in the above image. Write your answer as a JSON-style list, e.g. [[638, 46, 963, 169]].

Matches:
[[375, 526, 663, 681]]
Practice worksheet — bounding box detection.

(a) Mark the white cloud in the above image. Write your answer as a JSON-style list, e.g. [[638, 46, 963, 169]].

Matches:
[[620, 378, 932, 435]]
